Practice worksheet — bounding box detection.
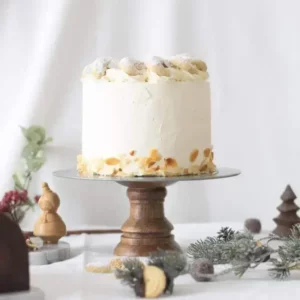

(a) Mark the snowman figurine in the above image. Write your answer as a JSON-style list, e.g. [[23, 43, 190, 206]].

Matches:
[[34, 183, 66, 244]]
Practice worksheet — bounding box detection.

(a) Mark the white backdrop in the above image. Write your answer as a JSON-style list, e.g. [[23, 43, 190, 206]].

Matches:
[[1, 0, 300, 230]]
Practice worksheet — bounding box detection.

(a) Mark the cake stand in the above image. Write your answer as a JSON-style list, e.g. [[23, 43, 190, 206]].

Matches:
[[53, 168, 240, 257]]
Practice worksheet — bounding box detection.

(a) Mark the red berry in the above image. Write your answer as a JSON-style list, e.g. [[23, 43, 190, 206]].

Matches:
[[19, 190, 27, 202], [0, 201, 9, 212]]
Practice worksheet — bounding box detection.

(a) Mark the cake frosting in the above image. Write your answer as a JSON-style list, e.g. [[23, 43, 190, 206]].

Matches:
[[78, 54, 216, 177]]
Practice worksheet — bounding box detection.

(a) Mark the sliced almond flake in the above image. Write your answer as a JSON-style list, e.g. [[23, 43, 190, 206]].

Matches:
[[199, 164, 208, 172], [203, 148, 211, 158], [207, 161, 216, 171], [105, 157, 120, 165], [164, 158, 178, 168], [189, 149, 199, 162], [149, 149, 162, 162], [148, 161, 156, 168], [199, 157, 208, 167]]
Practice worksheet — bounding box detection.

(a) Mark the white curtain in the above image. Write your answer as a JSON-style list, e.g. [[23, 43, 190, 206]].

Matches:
[[1, 0, 299, 229]]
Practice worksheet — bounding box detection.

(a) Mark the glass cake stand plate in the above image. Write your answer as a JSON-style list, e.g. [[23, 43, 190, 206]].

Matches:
[[53, 167, 240, 257]]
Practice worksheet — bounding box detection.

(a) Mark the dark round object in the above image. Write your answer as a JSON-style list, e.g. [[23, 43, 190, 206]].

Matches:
[[244, 218, 261, 233], [189, 258, 214, 282]]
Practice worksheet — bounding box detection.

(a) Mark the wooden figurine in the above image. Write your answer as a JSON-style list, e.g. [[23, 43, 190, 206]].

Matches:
[[273, 184, 300, 237], [0, 213, 29, 293], [34, 182, 66, 244]]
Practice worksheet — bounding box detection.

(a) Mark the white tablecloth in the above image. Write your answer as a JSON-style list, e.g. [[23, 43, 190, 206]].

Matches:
[[30, 223, 300, 299]]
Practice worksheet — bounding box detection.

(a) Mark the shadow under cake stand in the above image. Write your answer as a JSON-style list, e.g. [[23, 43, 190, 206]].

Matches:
[[53, 168, 240, 257]]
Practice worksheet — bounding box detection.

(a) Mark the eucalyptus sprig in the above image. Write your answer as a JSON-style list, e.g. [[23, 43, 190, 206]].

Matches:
[[0, 125, 52, 223], [13, 125, 53, 191]]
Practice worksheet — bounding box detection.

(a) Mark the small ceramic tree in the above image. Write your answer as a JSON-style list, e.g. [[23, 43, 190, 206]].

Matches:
[[273, 185, 300, 237]]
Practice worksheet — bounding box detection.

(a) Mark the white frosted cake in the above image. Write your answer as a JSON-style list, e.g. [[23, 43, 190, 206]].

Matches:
[[77, 54, 216, 177]]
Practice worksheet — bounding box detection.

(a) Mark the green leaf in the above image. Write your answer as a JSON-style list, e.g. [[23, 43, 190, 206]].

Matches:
[[22, 144, 41, 159], [36, 149, 45, 159], [12, 171, 26, 188], [12, 173, 24, 190], [26, 157, 46, 172], [20, 125, 46, 144]]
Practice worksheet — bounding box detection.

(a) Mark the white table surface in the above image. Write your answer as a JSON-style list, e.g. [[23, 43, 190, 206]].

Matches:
[[30, 223, 300, 300]]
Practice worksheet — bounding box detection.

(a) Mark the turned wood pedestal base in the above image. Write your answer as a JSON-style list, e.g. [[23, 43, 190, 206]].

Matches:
[[114, 182, 181, 257], [53, 168, 241, 258]]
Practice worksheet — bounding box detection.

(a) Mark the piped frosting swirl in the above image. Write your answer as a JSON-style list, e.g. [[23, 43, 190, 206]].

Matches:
[[82, 54, 209, 83]]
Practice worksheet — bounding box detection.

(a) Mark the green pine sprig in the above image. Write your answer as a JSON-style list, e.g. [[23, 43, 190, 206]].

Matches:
[[187, 237, 227, 264], [186, 226, 300, 280], [148, 250, 187, 294], [115, 258, 144, 288], [115, 250, 187, 296], [217, 227, 237, 242]]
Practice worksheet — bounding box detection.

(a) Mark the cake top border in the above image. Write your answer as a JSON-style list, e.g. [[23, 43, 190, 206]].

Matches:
[[81, 54, 209, 83]]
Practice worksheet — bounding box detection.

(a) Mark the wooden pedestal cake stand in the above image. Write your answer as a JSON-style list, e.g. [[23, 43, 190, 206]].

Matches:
[[53, 168, 240, 257]]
